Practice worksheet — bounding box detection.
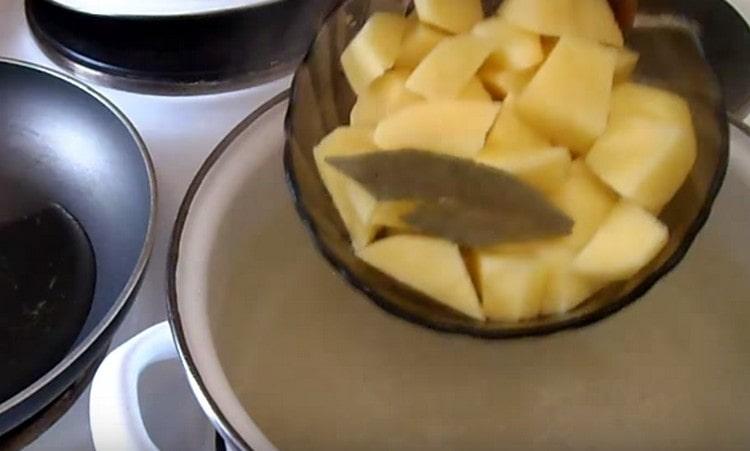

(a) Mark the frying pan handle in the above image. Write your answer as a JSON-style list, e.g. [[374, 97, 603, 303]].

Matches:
[[89, 321, 176, 451]]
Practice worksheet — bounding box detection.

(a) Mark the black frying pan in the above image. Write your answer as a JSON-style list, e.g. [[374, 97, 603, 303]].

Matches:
[[0, 58, 155, 436]]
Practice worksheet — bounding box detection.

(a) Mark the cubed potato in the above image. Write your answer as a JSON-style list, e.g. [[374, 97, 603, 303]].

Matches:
[[472, 17, 544, 71], [549, 160, 618, 251], [350, 70, 423, 127], [478, 64, 536, 99], [538, 247, 604, 315], [477, 147, 572, 193], [374, 101, 501, 157], [609, 83, 694, 126], [394, 20, 449, 69], [586, 116, 696, 213], [341, 13, 409, 94], [314, 127, 380, 248], [517, 36, 616, 154], [460, 76, 493, 101], [614, 47, 639, 83], [358, 235, 485, 320], [486, 95, 550, 150], [478, 254, 548, 321], [406, 34, 492, 100], [573, 201, 669, 281], [499, 0, 623, 47], [414, 0, 484, 34]]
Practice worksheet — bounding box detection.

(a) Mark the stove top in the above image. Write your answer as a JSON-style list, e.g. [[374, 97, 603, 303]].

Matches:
[[26, 0, 334, 95], [2, 0, 750, 449]]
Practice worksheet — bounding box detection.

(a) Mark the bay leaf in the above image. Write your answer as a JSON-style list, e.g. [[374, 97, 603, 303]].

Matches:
[[326, 150, 573, 246]]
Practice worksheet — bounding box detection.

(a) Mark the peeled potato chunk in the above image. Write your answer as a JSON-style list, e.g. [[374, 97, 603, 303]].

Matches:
[[359, 235, 485, 320], [479, 64, 536, 99], [350, 70, 423, 127], [341, 13, 409, 94], [486, 95, 550, 151], [549, 160, 618, 251], [461, 76, 493, 101], [573, 201, 669, 282], [517, 36, 616, 155], [478, 254, 547, 321], [609, 82, 695, 126], [538, 247, 604, 315], [406, 34, 491, 100], [472, 17, 544, 71], [614, 47, 640, 83], [499, 0, 624, 47], [314, 127, 380, 249], [395, 20, 449, 69], [478, 147, 572, 193], [586, 116, 697, 213], [414, 0, 484, 34], [374, 101, 501, 157]]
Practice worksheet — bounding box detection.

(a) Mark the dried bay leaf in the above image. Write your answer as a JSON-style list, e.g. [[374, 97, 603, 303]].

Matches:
[[326, 150, 573, 246]]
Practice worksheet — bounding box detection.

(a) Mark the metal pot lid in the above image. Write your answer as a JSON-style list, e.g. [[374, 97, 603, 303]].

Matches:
[[25, 0, 337, 95]]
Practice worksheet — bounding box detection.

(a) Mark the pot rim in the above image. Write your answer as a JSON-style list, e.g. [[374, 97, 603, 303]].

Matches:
[[167, 91, 289, 451]]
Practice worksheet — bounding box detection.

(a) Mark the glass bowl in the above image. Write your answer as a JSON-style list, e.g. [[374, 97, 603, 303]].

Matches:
[[284, 0, 729, 338]]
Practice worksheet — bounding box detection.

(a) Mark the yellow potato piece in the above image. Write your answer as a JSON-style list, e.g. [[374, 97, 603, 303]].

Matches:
[[573, 201, 669, 282], [499, 0, 623, 47], [358, 235, 485, 320], [394, 20, 449, 69], [549, 160, 618, 251], [340, 12, 408, 94], [586, 116, 697, 213], [614, 47, 640, 84], [472, 17, 544, 71], [374, 101, 501, 157], [477, 147, 572, 193], [478, 254, 547, 321], [486, 95, 550, 150], [314, 127, 380, 249], [538, 247, 605, 315], [350, 70, 423, 127], [517, 36, 616, 155], [460, 76, 493, 102], [414, 0, 484, 34], [406, 34, 492, 100], [479, 64, 536, 99], [609, 83, 694, 126]]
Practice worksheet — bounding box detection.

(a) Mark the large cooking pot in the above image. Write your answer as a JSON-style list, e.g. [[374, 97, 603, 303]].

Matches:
[[88, 0, 750, 449], [0, 58, 155, 438]]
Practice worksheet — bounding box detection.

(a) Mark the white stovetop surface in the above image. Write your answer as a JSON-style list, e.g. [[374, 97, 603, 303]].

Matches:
[[1, 0, 749, 449]]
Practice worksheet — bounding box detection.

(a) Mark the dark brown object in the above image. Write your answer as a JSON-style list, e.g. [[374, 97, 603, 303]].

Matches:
[[609, 0, 639, 30], [327, 150, 572, 246], [0, 205, 96, 404]]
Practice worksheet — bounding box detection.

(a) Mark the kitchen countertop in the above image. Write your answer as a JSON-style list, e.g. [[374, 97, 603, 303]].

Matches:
[[1, 0, 749, 449]]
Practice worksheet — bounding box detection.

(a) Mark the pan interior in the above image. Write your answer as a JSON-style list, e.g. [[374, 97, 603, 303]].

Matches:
[[0, 60, 152, 409], [0, 204, 95, 403]]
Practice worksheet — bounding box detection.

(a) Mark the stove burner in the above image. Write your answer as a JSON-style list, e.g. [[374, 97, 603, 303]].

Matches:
[[25, 0, 336, 95]]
